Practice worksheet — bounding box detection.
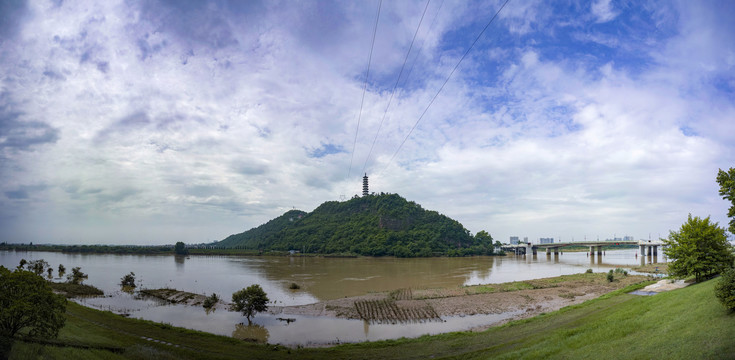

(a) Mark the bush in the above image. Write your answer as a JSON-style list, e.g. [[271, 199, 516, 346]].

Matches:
[[120, 272, 136, 288], [585, 269, 593, 274], [714, 267, 735, 311], [67, 267, 88, 285], [288, 282, 301, 290], [607, 270, 614, 282], [203, 293, 220, 309]]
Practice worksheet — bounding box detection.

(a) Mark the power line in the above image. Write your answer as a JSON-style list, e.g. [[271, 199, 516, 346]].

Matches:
[[347, 0, 382, 180], [380, 0, 511, 175], [362, 0, 432, 175], [401, 0, 445, 92]]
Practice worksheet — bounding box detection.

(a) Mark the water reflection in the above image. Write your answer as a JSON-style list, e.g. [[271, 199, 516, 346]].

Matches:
[[232, 323, 269, 343]]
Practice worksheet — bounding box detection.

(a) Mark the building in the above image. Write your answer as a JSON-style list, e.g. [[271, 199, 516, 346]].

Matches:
[[509, 236, 520, 245], [362, 173, 369, 197], [539, 237, 554, 244]]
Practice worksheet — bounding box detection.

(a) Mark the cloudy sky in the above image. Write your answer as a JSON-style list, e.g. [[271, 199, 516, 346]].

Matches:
[[1, 0, 734, 245]]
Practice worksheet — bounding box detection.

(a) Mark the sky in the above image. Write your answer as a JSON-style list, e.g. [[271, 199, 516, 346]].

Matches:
[[1, 0, 734, 245]]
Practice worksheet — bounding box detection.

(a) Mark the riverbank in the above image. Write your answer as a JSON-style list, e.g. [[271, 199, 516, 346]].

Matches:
[[271, 272, 651, 331], [6, 277, 733, 359]]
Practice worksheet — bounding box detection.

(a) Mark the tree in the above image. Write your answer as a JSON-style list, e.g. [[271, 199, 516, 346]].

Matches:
[[120, 272, 136, 288], [663, 214, 735, 282], [715, 267, 735, 311], [0, 266, 67, 338], [58, 264, 66, 277], [716, 167, 735, 234], [27, 259, 50, 276], [174, 241, 188, 255], [67, 267, 88, 285], [231, 284, 269, 324]]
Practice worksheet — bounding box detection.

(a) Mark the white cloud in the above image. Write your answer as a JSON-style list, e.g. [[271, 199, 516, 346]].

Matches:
[[591, 0, 619, 23], [0, 1, 733, 245]]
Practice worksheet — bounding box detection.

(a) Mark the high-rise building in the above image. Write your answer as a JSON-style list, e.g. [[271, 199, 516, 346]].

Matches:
[[362, 173, 369, 197], [539, 237, 554, 244], [510, 236, 520, 245]]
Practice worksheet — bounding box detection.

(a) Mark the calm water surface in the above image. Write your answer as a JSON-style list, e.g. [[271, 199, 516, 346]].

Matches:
[[0, 249, 663, 345]]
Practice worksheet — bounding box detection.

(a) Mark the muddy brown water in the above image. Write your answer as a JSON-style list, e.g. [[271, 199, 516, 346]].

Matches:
[[1, 249, 663, 345]]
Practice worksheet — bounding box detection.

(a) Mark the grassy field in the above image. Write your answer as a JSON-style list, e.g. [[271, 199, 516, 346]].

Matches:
[[6, 278, 734, 359]]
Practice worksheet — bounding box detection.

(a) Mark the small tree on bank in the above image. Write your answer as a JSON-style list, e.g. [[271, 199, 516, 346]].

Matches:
[[231, 285, 269, 324], [664, 214, 735, 282], [67, 267, 88, 285], [174, 241, 188, 255], [120, 272, 136, 288]]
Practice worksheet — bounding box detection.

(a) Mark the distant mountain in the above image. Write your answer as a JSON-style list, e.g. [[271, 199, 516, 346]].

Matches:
[[216, 193, 496, 257]]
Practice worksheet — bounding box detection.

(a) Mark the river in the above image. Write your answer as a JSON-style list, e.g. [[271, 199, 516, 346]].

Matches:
[[0, 249, 663, 345]]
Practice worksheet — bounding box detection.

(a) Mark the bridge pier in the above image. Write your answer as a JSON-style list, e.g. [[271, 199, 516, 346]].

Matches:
[[640, 245, 646, 256], [652, 245, 658, 256], [590, 246, 595, 256], [546, 247, 551, 255], [597, 246, 602, 256], [646, 246, 652, 256]]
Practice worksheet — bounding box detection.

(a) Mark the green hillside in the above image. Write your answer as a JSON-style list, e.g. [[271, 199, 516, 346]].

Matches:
[[216, 193, 495, 257]]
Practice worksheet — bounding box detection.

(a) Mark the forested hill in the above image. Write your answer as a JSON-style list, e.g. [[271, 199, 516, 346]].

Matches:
[[216, 193, 497, 257]]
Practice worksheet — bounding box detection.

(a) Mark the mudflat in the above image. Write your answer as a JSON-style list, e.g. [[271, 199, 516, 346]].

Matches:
[[270, 272, 651, 330]]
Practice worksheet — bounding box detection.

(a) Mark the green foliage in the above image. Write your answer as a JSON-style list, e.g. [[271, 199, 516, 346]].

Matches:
[[67, 266, 88, 285], [664, 214, 735, 282], [216, 193, 493, 257], [288, 282, 301, 290], [585, 268, 593, 274], [0, 266, 67, 338], [17, 259, 26, 269], [203, 293, 220, 309], [714, 267, 735, 310], [174, 241, 188, 255], [716, 167, 735, 234], [120, 272, 136, 288], [231, 285, 269, 324], [607, 270, 614, 282], [58, 264, 65, 276], [48, 282, 104, 298], [27, 259, 49, 276]]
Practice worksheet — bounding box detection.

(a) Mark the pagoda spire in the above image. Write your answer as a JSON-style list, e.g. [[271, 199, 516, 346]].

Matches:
[[362, 173, 369, 197]]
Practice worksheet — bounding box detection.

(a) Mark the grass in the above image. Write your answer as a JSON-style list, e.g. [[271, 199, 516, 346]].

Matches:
[[49, 282, 104, 297], [632, 262, 669, 274], [6, 278, 734, 359]]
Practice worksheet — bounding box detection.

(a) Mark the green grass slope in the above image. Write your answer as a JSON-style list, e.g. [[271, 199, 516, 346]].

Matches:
[[7, 278, 734, 359]]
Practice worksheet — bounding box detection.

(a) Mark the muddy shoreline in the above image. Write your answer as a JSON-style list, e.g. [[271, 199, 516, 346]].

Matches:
[[136, 272, 652, 341], [267, 272, 651, 331]]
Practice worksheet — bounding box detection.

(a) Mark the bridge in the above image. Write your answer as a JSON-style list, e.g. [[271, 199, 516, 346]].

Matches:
[[501, 240, 666, 256]]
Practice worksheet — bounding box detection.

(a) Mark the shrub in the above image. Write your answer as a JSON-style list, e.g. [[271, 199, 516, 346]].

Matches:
[[120, 272, 136, 288], [607, 270, 614, 282], [714, 267, 735, 311], [67, 267, 88, 285], [203, 293, 220, 309], [288, 282, 301, 290], [585, 269, 593, 274]]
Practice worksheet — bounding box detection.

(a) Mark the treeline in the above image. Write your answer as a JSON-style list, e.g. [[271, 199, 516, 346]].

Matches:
[[217, 193, 499, 257], [0, 243, 174, 254]]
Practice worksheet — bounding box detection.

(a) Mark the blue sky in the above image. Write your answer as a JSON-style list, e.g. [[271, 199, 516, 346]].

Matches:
[[1, 0, 734, 245]]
